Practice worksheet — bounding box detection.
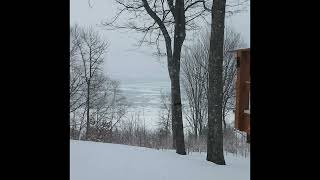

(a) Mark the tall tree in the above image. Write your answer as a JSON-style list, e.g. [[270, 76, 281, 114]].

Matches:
[[181, 40, 208, 138], [75, 27, 109, 140], [103, 0, 209, 154], [207, 0, 227, 165], [103, 0, 248, 155], [221, 27, 246, 130], [182, 26, 246, 136], [70, 24, 86, 113]]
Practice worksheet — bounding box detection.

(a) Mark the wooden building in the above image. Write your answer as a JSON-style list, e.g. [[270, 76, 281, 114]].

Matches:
[[233, 48, 250, 143]]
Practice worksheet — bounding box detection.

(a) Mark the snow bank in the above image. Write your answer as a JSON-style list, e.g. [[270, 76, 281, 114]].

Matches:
[[70, 140, 249, 180]]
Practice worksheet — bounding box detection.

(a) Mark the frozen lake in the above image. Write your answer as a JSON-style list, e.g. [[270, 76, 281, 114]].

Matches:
[[118, 79, 173, 129], [118, 79, 234, 129]]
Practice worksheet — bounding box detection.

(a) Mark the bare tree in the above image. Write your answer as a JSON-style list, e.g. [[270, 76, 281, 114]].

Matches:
[[73, 26, 109, 140], [70, 26, 128, 141], [70, 25, 86, 113], [89, 75, 128, 142], [117, 111, 148, 146], [102, 0, 248, 155], [181, 39, 208, 139], [182, 26, 246, 139], [207, 0, 227, 165], [221, 26, 246, 129], [156, 91, 172, 149], [70, 24, 80, 63], [103, 0, 209, 155], [70, 25, 87, 139], [103, 0, 196, 154]]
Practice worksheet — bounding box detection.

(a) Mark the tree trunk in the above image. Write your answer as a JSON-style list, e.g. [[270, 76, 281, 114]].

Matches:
[[141, 0, 186, 154], [85, 81, 90, 140], [168, 0, 186, 155], [195, 105, 199, 138], [171, 102, 176, 149], [194, 123, 198, 138], [206, 0, 226, 165], [222, 92, 229, 131], [170, 73, 185, 154]]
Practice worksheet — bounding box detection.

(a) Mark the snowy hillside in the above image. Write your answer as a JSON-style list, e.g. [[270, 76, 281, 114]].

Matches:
[[70, 140, 250, 180]]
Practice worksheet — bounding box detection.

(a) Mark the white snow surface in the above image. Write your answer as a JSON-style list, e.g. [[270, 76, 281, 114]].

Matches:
[[70, 140, 250, 180]]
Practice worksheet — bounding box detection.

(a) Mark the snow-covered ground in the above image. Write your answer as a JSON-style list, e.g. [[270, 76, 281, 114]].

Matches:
[[70, 140, 250, 180]]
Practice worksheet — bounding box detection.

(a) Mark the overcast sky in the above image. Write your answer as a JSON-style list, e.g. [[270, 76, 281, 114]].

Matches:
[[70, 0, 250, 82]]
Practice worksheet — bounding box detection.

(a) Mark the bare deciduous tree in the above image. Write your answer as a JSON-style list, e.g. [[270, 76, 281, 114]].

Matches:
[[90, 75, 128, 142], [181, 39, 208, 139], [70, 25, 129, 142], [156, 91, 172, 149], [75, 27, 109, 140], [70, 25, 86, 139], [70, 25, 86, 113], [221, 26, 246, 129], [102, 0, 248, 155], [181, 26, 246, 139], [104, 0, 200, 155]]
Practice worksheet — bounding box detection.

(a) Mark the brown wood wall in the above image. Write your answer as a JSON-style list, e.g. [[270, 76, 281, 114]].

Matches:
[[234, 49, 250, 136]]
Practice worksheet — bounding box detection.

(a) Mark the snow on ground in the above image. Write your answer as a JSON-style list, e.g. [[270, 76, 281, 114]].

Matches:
[[70, 140, 250, 180]]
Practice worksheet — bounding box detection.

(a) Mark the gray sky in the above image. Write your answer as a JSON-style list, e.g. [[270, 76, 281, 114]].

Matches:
[[70, 0, 250, 82]]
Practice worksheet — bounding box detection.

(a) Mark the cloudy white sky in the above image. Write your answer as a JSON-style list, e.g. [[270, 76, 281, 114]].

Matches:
[[70, 0, 250, 82]]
